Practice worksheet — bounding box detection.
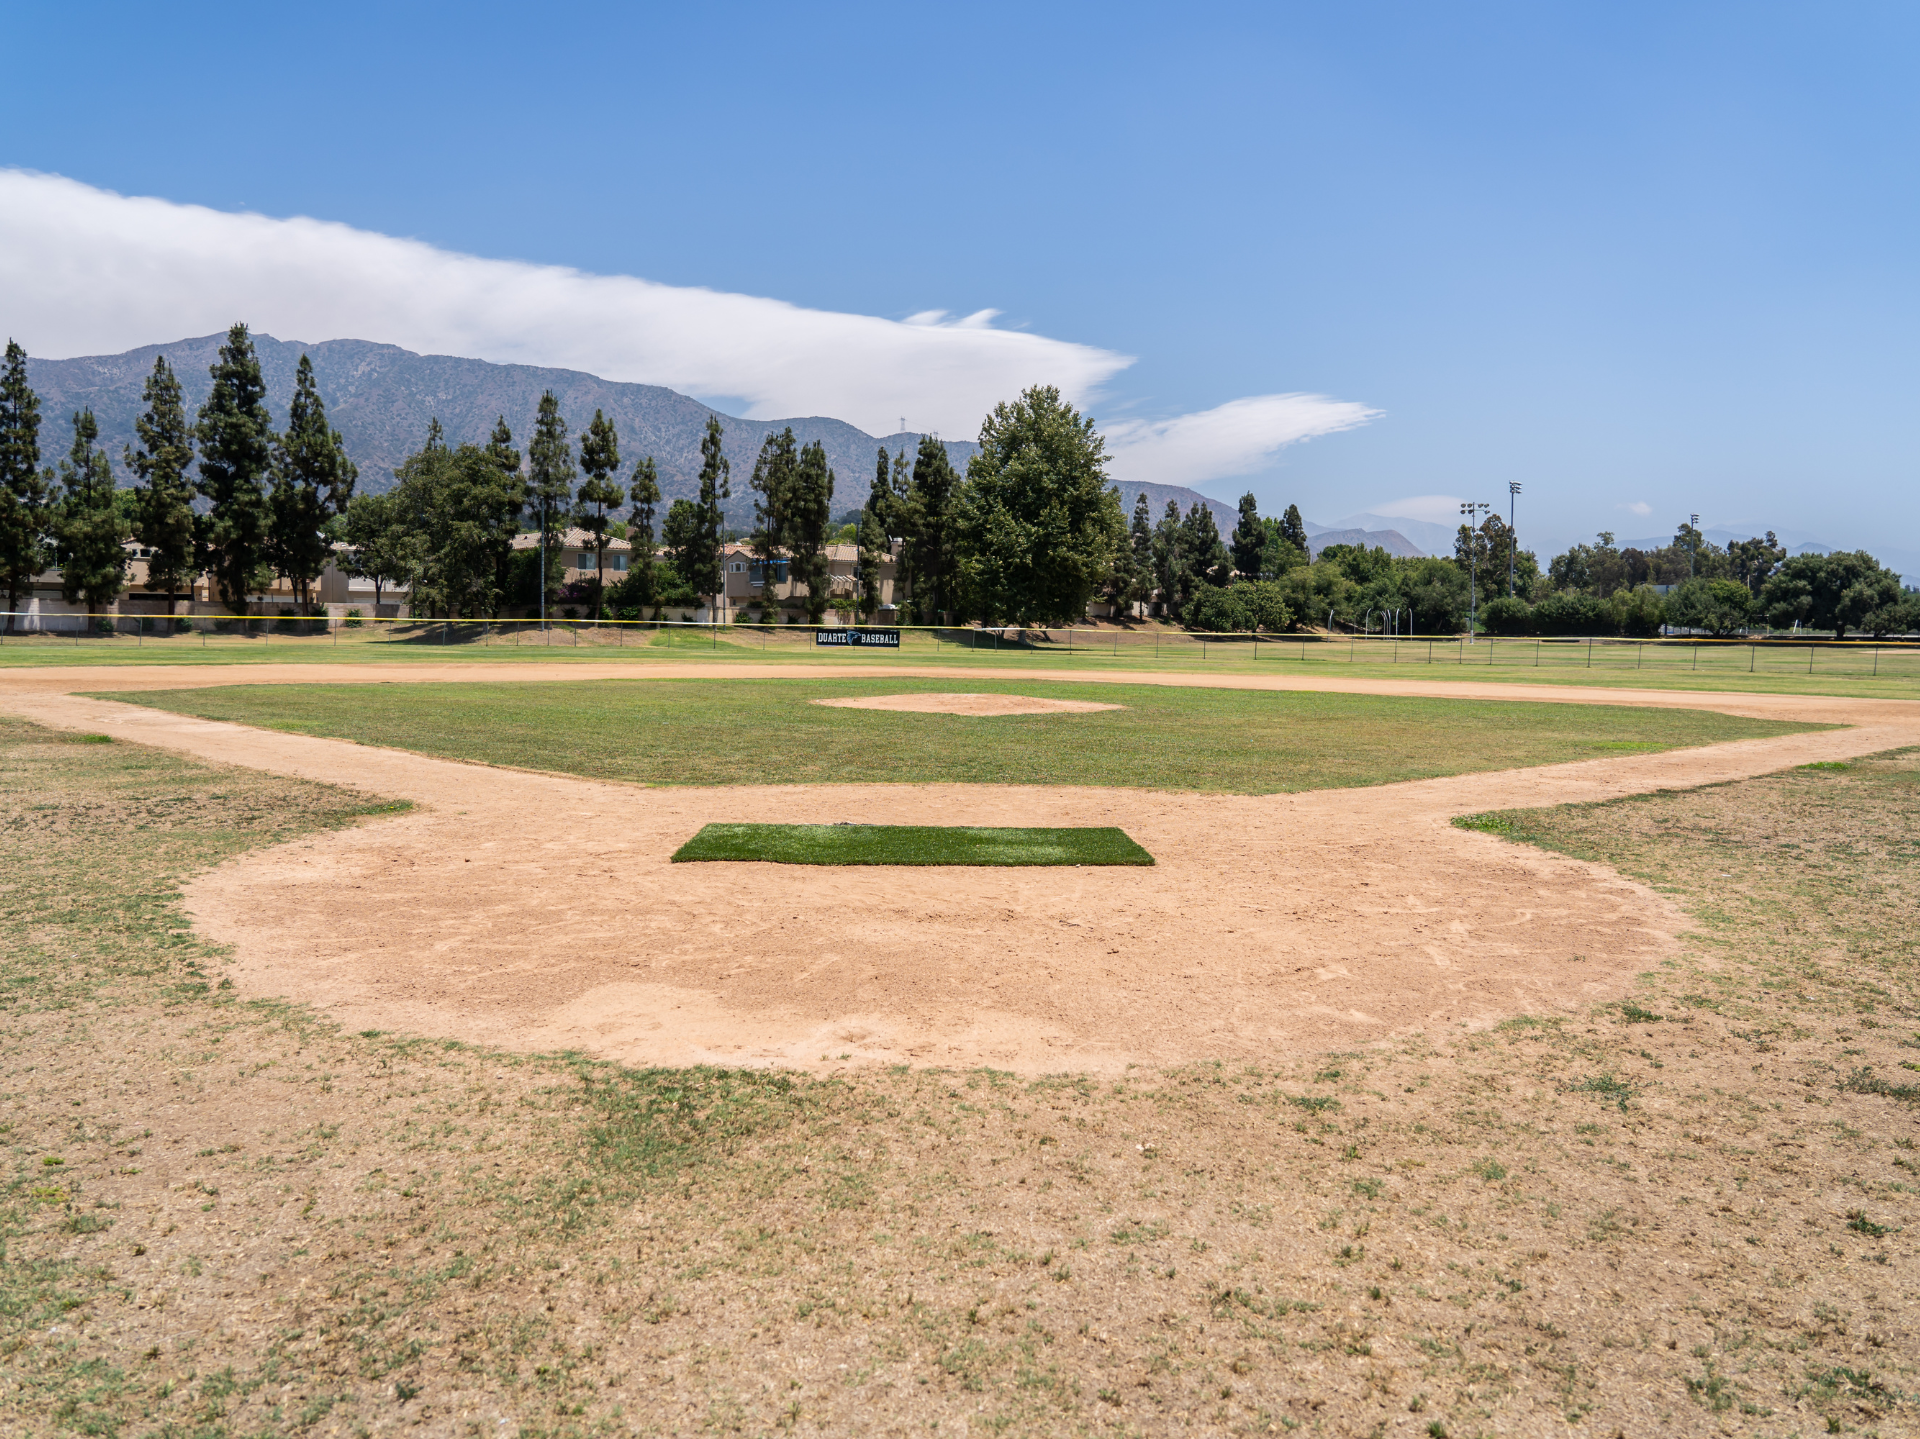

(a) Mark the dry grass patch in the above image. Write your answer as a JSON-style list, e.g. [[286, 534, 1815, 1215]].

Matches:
[[3, 718, 1917, 1438]]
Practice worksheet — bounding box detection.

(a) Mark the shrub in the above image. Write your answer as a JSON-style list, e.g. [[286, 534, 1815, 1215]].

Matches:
[[1531, 590, 1617, 636], [1479, 595, 1531, 636], [1613, 584, 1668, 638], [344, 608, 363, 628]]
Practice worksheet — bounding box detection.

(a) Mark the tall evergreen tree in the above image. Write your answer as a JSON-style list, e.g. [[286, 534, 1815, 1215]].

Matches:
[[484, 416, 524, 606], [855, 447, 890, 618], [1278, 502, 1308, 553], [663, 497, 705, 597], [54, 409, 130, 615], [899, 435, 960, 623], [195, 324, 276, 613], [749, 428, 798, 619], [0, 340, 52, 629], [1179, 503, 1231, 597], [952, 386, 1123, 626], [1230, 492, 1265, 579], [125, 356, 197, 614], [1150, 500, 1183, 616], [526, 392, 574, 619], [790, 439, 835, 624], [1124, 491, 1153, 614], [575, 409, 622, 620], [269, 355, 357, 612], [387, 431, 523, 617], [689, 415, 730, 606], [624, 455, 662, 612]]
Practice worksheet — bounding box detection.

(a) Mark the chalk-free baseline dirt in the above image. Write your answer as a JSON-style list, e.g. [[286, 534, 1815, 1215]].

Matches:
[[4, 665, 1915, 1074]]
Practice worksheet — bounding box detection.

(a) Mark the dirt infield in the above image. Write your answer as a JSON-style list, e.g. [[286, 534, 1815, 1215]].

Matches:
[[8, 666, 1917, 1073]]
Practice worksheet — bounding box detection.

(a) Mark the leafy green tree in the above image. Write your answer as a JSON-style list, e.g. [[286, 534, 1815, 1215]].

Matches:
[[687, 416, 731, 605], [341, 490, 420, 611], [1478, 595, 1532, 636], [1667, 577, 1754, 637], [789, 439, 835, 624], [527, 392, 575, 618], [1862, 589, 1919, 639], [1278, 503, 1308, 553], [898, 435, 960, 623], [1230, 492, 1265, 578], [613, 454, 662, 614], [195, 323, 276, 613], [54, 409, 130, 615], [1260, 517, 1306, 577], [575, 409, 623, 620], [749, 427, 798, 619], [1760, 551, 1901, 638], [387, 427, 525, 617], [269, 355, 357, 612], [1728, 532, 1786, 596], [124, 356, 197, 614], [953, 386, 1123, 626]]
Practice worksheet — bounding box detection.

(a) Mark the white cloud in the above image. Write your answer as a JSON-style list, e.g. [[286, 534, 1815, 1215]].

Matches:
[[1364, 494, 1471, 525], [1620, 500, 1653, 516], [0, 168, 1377, 467], [1102, 393, 1380, 486]]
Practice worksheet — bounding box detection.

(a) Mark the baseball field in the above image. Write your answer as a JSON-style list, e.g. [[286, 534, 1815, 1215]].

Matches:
[[3, 643, 1916, 1438]]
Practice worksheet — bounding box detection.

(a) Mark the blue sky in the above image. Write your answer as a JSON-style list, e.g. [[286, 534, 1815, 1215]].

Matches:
[[6, 0, 1918, 565]]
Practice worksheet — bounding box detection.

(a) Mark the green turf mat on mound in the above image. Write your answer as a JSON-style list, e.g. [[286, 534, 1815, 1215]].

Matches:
[[671, 822, 1154, 866]]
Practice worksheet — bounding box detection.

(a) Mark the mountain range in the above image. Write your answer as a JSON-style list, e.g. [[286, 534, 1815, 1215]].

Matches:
[[25, 334, 1243, 534]]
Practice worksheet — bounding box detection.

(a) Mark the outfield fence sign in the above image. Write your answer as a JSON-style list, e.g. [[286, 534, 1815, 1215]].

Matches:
[[815, 628, 901, 648]]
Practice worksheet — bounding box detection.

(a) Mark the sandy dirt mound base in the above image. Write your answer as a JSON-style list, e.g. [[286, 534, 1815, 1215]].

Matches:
[[812, 691, 1124, 715]]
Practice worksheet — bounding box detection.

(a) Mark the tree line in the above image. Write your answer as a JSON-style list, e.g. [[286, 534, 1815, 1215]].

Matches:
[[0, 326, 355, 626]]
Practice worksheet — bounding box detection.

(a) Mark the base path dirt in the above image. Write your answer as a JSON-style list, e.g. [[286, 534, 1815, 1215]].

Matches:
[[6, 665, 1918, 1073]]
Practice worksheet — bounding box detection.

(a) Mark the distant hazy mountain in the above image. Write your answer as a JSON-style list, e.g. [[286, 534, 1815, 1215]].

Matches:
[[1319, 511, 1456, 557], [25, 334, 976, 525], [1113, 483, 1239, 535], [1306, 527, 1424, 559]]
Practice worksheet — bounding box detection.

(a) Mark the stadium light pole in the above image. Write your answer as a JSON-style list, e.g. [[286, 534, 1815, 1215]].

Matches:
[[1689, 513, 1700, 579], [1461, 500, 1490, 640], [1507, 482, 1522, 597]]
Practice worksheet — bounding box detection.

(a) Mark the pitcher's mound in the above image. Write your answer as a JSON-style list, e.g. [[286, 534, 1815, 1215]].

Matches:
[[813, 692, 1125, 716]]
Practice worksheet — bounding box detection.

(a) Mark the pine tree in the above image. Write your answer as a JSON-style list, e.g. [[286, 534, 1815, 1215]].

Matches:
[[1279, 503, 1308, 553], [1179, 503, 1230, 597], [575, 409, 623, 621], [623, 455, 662, 613], [484, 416, 524, 605], [1230, 492, 1265, 579], [1150, 500, 1182, 616], [270, 355, 357, 612], [125, 356, 197, 615], [790, 439, 835, 624], [900, 435, 959, 623], [55, 409, 130, 616], [0, 340, 52, 630], [195, 324, 276, 613], [855, 447, 890, 618], [1125, 491, 1153, 614], [749, 428, 797, 620], [527, 392, 575, 619], [689, 415, 730, 606]]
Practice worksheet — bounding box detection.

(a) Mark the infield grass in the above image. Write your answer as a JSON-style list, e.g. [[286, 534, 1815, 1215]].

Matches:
[[671, 822, 1154, 866], [101, 676, 1822, 794]]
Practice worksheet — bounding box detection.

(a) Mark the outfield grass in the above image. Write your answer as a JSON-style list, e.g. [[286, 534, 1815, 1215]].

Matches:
[[7, 620, 1919, 699], [671, 822, 1154, 866], [7, 712, 1918, 1436], [102, 676, 1822, 794]]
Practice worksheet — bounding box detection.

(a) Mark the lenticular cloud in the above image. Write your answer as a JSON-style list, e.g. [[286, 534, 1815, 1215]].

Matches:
[[0, 168, 1374, 478]]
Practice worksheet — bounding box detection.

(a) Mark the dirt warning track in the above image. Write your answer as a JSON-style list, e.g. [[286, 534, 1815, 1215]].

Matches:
[[5, 666, 1917, 1073]]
